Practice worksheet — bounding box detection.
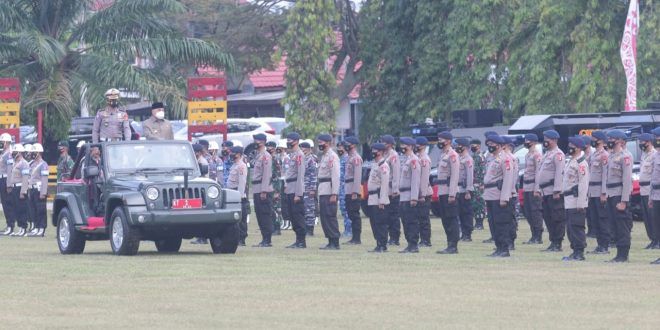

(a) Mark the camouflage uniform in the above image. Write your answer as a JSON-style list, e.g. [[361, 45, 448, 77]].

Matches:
[[339, 153, 351, 236], [470, 151, 487, 228], [57, 154, 74, 182], [270, 152, 284, 230], [222, 156, 233, 186], [303, 153, 318, 229]]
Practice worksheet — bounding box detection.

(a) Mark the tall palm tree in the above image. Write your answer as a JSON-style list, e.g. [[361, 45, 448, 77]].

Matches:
[[0, 0, 234, 140]]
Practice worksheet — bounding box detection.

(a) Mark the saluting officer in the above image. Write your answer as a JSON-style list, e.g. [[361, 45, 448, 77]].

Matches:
[[535, 130, 566, 252], [367, 143, 390, 253], [7, 144, 30, 237], [562, 137, 590, 261], [649, 127, 660, 264], [416, 137, 433, 247], [251, 133, 274, 247], [26, 143, 49, 237], [455, 138, 474, 242], [522, 134, 544, 244], [381, 135, 401, 246], [605, 130, 634, 262], [587, 131, 611, 254], [435, 131, 461, 254], [226, 146, 251, 246], [142, 102, 173, 140], [343, 136, 363, 245], [316, 134, 341, 250], [92, 88, 131, 143], [0, 133, 13, 235], [483, 135, 515, 257], [284, 132, 307, 249], [56, 141, 74, 182], [638, 133, 657, 249], [398, 137, 421, 253]]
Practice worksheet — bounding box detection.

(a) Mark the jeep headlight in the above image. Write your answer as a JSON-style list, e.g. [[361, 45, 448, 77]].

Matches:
[[146, 187, 159, 201], [207, 186, 220, 199]]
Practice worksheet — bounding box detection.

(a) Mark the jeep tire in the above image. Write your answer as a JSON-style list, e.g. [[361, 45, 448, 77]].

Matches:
[[210, 223, 239, 254], [155, 238, 182, 253], [57, 207, 86, 254], [109, 207, 140, 256]]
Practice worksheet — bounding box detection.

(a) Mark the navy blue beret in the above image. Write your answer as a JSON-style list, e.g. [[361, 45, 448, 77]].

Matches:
[[192, 144, 203, 152], [470, 138, 481, 145], [437, 131, 453, 140], [380, 135, 395, 145], [568, 136, 585, 149], [317, 134, 332, 142], [299, 142, 311, 149], [591, 130, 607, 141], [651, 127, 660, 137], [491, 135, 505, 144], [484, 131, 497, 138], [222, 140, 234, 147], [638, 133, 654, 142], [399, 137, 416, 146], [416, 136, 428, 145], [455, 138, 470, 147], [266, 141, 277, 148], [371, 143, 387, 151], [607, 129, 627, 140], [524, 133, 538, 142], [344, 136, 359, 145], [253, 133, 267, 141], [286, 132, 301, 140], [580, 135, 592, 147], [543, 130, 560, 139], [230, 146, 244, 154], [198, 139, 209, 147]]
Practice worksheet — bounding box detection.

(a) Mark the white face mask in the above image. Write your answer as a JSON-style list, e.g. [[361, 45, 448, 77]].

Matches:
[[155, 111, 165, 120]]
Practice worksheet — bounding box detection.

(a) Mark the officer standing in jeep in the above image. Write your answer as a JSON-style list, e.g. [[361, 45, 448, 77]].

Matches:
[[92, 88, 131, 143], [142, 102, 173, 140]]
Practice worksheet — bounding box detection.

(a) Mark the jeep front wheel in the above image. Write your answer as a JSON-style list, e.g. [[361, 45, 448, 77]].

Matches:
[[155, 238, 182, 253], [57, 207, 86, 254], [109, 207, 140, 256], [210, 223, 239, 254]]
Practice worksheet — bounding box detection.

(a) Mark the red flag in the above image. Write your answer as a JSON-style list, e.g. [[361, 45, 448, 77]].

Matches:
[[620, 0, 639, 111]]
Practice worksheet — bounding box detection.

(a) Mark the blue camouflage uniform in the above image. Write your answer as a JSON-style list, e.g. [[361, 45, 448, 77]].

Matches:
[[339, 152, 351, 236], [222, 156, 233, 186]]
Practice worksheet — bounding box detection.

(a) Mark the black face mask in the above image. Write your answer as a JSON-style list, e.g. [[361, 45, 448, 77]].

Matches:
[[456, 146, 464, 153], [233, 154, 241, 161], [640, 143, 648, 151], [470, 146, 478, 153], [276, 149, 283, 154], [437, 141, 446, 149], [655, 140, 660, 148], [524, 142, 532, 149], [568, 147, 576, 155], [337, 149, 344, 156], [401, 146, 408, 153], [318, 144, 326, 151], [607, 141, 616, 149], [413, 147, 420, 153], [109, 100, 118, 108], [222, 150, 229, 156], [487, 145, 497, 153], [12, 152, 19, 159], [590, 141, 598, 148], [287, 142, 295, 149], [543, 141, 550, 149], [371, 152, 379, 159]]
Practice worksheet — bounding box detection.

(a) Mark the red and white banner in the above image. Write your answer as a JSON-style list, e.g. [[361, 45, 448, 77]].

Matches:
[[620, 0, 639, 111]]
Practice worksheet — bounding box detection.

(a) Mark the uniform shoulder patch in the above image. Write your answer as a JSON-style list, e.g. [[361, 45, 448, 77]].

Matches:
[[380, 164, 388, 173], [467, 159, 473, 167], [450, 154, 457, 162], [556, 153, 563, 161], [505, 158, 511, 170], [353, 158, 360, 165], [624, 156, 631, 166], [411, 159, 417, 169], [580, 164, 586, 175]]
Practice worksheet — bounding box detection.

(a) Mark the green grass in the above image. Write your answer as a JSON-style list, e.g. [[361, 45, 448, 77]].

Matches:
[[1, 213, 659, 329]]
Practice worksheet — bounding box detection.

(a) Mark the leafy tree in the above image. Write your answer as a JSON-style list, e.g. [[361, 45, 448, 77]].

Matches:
[[280, 0, 338, 138], [0, 0, 234, 140]]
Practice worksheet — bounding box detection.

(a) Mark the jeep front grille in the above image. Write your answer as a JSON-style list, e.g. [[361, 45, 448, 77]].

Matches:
[[162, 187, 207, 208]]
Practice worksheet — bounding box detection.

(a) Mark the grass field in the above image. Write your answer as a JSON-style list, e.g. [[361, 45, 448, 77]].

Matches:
[[1, 213, 659, 329]]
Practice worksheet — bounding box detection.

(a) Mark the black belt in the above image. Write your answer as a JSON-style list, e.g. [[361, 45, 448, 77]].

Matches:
[[564, 185, 578, 197], [286, 178, 297, 183], [539, 180, 554, 189], [589, 181, 602, 186], [368, 189, 380, 195], [399, 187, 411, 192], [484, 180, 502, 189], [639, 181, 650, 187], [434, 179, 448, 185], [344, 179, 354, 183], [318, 178, 331, 183], [607, 182, 623, 188], [251, 180, 262, 184], [523, 179, 535, 184]]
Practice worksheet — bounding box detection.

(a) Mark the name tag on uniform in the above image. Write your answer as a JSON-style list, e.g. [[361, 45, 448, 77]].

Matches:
[[117, 113, 124, 119], [7, 159, 14, 165], [40, 170, 50, 176], [21, 169, 30, 175], [217, 165, 223, 171]]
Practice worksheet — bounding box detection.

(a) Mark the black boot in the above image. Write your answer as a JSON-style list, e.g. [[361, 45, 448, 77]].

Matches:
[[437, 242, 458, 254], [369, 245, 387, 253], [651, 258, 660, 264], [644, 241, 655, 249], [482, 237, 494, 243], [541, 242, 556, 252], [573, 249, 585, 261], [618, 245, 630, 262], [606, 246, 627, 263]]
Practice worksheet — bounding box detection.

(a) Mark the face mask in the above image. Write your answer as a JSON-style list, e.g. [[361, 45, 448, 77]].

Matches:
[[413, 147, 420, 153], [276, 149, 283, 154], [371, 152, 379, 159], [318, 144, 326, 151], [568, 147, 576, 155], [654, 140, 660, 148], [287, 142, 294, 149], [487, 145, 497, 153], [456, 146, 464, 153], [12, 152, 19, 159], [233, 154, 241, 161], [437, 141, 446, 149], [337, 149, 344, 156], [470, 146, 478, 153], [401, 146, 408, 153], [155, 111, 165, 120], [222, 150, 228, 156], [524, 142, 532, 149], [590, 141, 598, 148], [109, 100, 118, 108], [607, 141, 616, 149], [542, 141, 550, 149], [640, 143, 648, 151]]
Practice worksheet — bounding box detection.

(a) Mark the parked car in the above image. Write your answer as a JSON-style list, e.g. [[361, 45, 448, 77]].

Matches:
[[176, 118, 278, 146], [249, 117, 288, 139]]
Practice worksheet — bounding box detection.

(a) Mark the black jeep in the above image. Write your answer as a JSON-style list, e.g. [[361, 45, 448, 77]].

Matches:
[[52, 140, 242, 255]]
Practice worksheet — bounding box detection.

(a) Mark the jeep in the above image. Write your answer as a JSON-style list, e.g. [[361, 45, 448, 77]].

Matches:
[[53, 140, 242, 255]]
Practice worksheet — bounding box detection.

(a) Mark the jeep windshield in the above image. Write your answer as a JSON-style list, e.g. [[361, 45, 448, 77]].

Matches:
[[105, 143, 197, 174]]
